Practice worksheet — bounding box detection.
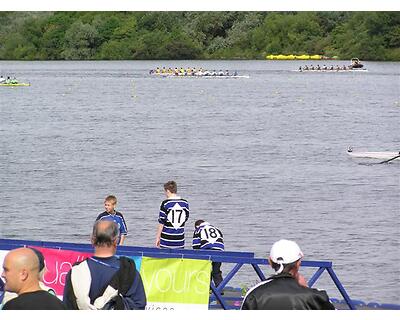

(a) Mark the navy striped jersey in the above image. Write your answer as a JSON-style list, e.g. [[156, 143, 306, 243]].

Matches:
[[96, 211, 128, 236], [158, 197, 189, 249], [192, 222, 224, 251]]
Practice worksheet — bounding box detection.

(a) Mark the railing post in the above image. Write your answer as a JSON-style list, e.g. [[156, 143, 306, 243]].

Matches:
[[252, 263, 266, 281], [307, 267, 325, 287], [326, 267, 356, 310], [210, 282, 230, 310], [209, 263, 243, 309]]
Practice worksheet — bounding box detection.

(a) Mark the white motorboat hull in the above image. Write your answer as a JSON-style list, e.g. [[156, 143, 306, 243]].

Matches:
[[347, 151, 400, 162]]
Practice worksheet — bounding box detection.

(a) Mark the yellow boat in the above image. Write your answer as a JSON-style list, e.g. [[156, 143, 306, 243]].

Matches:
[[266, 54, 323, 60], [0, 83, 30, 86]]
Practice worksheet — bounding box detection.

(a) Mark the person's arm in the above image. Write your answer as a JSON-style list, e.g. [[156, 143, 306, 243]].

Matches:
[[124, 270, 147, 310], [119, 234, 126, 245], [156, 203, 167, 247], [155, 223, 163, 247], [192, 229, 201, 249], [63, 270, 77, 310], [119, 214, 128, 245]]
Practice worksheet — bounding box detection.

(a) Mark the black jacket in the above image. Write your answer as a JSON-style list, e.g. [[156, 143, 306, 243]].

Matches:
[[241, 273, 335, 310]]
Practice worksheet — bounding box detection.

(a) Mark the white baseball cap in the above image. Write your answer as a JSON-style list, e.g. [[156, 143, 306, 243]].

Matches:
[[270, 239, 304, 265]]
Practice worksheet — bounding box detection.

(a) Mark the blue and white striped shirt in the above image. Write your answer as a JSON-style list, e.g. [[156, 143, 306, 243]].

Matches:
[[158, 197, 189, 249], [192, 222, 224, 251]]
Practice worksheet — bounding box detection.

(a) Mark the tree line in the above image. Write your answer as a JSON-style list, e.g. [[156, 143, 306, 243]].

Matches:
[[0, 12, 398, 61]]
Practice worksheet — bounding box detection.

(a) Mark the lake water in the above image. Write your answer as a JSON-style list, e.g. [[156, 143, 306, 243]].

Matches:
[[0, 60, 399, 304]]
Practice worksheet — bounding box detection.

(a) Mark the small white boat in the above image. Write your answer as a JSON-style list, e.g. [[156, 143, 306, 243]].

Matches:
[[347, 147, 400, 162]]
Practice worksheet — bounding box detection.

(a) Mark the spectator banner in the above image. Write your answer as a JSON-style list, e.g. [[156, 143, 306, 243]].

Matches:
[[140, 257, 211, 310], [33, 247, 92, 296], [0, 248, 211, 309]]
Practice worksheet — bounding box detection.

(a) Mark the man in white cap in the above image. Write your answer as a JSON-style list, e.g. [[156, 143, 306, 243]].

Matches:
[[241, 239, 335, 310]]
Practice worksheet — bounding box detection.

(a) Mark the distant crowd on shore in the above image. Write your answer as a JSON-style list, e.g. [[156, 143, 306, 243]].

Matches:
[[0, 180, 335, 310]]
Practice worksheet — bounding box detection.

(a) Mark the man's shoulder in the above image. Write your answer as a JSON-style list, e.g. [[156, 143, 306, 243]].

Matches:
[[3, 290, 65, 310], [2, 297, 18, 310], [306, 286, 331, 298], [245, 279, 273, 297]]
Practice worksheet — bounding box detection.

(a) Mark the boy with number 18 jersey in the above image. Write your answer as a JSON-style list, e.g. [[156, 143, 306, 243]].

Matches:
[[192, 220, 224, 288], [155, 181, 189, 249]]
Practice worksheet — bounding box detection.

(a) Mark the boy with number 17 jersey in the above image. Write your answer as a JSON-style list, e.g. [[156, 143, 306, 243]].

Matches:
[[156, 181, 189, 249]]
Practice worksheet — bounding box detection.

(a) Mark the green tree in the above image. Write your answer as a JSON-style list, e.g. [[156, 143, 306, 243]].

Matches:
[[62, 21, 100, 59]]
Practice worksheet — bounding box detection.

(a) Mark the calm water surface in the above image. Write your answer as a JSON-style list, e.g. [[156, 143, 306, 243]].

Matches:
[[0, 60, 399, 304]]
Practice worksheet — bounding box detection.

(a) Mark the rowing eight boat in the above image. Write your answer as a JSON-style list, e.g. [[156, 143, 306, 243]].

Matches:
[[298, 69, 368, 73], [151, 74, 250, 79]]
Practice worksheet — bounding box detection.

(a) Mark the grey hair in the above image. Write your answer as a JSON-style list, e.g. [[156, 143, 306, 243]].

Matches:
[[92, 220, 120, 246]]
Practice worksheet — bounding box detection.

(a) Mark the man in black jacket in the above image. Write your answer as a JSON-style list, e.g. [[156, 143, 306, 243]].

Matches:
[[241, 239, 335, 310]]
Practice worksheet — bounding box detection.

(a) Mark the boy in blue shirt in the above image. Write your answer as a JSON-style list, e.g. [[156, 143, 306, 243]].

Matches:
[[96, 195, 128, 245]]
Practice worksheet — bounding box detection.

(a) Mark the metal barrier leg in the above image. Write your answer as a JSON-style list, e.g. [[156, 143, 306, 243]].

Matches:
[[210, 282, 229, 310], [210, 263, 243, 310], [252, 264, 267, 281], [326, 267, 356, 310], [308, 267, 325, 287]]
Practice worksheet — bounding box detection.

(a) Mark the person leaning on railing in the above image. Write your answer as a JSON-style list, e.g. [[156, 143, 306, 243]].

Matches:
[[241, 239, 335, 310]]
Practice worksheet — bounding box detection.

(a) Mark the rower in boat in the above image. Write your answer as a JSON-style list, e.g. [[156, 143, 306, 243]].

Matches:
[[0, 75, 5, 83], [3, 76, 18, 84]]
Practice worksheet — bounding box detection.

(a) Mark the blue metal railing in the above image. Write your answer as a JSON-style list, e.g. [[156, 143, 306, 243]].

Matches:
[[0, 238, 356, 309]]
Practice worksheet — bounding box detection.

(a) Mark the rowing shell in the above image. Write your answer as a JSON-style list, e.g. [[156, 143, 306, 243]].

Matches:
[[347, 151, 400, 161], [0, 83, 30, 86], [297, 69, 368, 73], [151, 74, 249, 79]]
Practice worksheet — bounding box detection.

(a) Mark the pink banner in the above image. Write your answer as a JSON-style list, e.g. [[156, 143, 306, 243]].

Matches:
[[32, 247, 92, 296]]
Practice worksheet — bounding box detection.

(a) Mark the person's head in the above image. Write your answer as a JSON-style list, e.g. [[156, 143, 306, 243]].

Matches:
[[91, 220, 120, 251], [268, 239, 303, 276], [195, 220, 205, 229], [1, 248, 41, 294], [164, 181, 177, 197], [104, 195, 117, 213]]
